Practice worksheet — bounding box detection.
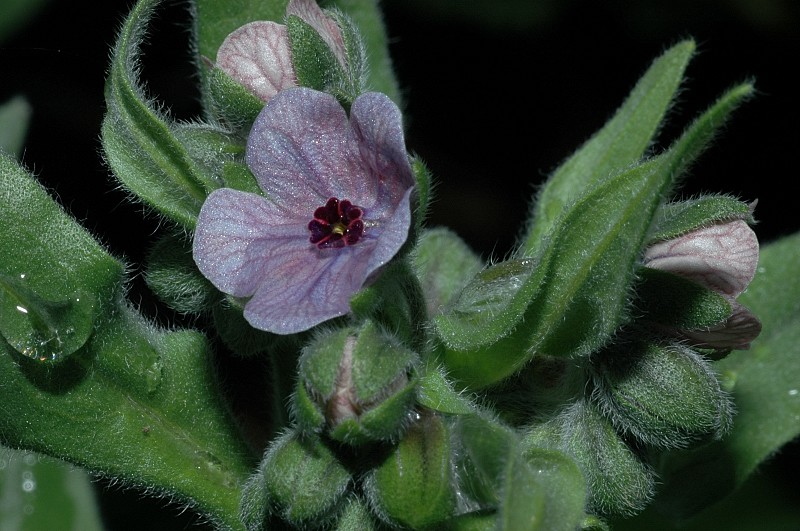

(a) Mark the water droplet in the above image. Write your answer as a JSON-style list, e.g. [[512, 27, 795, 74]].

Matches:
[[21, 478, 36, 493], [0, 272, 95, 363], [789, 389, 798, 397]]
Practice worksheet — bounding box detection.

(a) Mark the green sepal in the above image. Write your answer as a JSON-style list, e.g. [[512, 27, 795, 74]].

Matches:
[[443, 511, 496, 531], [417, 364, 475, 415], [287, 15, 345, 93], [145, 233, 218, 314], [410, 155, 434, 234], [222, 159, 263, 195], [208, 66, 266, 130], [325, 0, 401, 104], [456, 414, 587, 529], [328, 9, 368, 100], [368, 413, 456, 529], [648, 195, 754, 243], [258, 431, 352, 527], [438, 156, 670, 387], [591, 342, 733, 449], [102, 0, 220, 229], [524, 400, 656, 517], [521, 39, 695, 255], [333, 496, 382, 531], [634, 267, 732, 330]]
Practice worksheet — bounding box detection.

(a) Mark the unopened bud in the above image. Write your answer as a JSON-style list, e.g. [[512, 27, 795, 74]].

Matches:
[[294, 321, 418, 444], [591, 341, 733, 449]]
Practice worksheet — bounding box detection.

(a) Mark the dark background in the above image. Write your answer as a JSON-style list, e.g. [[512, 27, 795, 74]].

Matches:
[[2, 0, 799, 528]]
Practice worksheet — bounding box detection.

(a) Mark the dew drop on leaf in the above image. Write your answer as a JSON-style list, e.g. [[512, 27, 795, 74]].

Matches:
[[0, 272, 95, 363]]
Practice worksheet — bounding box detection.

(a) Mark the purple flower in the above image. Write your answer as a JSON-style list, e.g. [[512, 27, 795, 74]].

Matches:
[[193, 88, 415, 334], [215, 0, 346, 102], [643, 218, 761, 349]]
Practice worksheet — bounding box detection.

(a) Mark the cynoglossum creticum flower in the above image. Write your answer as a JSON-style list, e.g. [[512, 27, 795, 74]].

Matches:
[[643, 217, 761, 350], [214, 0, 346, 102], [192, 88, 415, 334]]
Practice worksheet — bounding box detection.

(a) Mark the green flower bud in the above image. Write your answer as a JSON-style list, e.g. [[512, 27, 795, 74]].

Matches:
[[367, 412, 456, 528], [294, 321, 418, 444], [591, 341, 733, 449], [523, 400, 656, 517], [256, 431, 351, 527]]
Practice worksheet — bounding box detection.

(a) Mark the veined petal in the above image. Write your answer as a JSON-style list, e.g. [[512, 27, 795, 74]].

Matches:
[[216, 21, 297, 102], [643, 220, 759, 298], [365, 187, 415, 276], [243, 241, 376, 334], [286, 0, 347, 68], [246, 88, 369, 209], [193, 188, 306, 297], [350, 92, 416, 218]]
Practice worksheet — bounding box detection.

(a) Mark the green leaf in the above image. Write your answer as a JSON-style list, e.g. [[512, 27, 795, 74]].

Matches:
[[437, 82, 755, 389], [0, 95, 32, 156], [521, 40, 695, 255], [102, 0, 216, 229], [0, 154, 123, 361], [648, 231, 800, 519], [0, 155, 253, 529], [412, 227, 484, 316], [0, 447, 103, 531]]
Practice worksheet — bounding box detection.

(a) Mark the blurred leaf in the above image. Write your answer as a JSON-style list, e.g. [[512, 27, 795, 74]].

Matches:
[[0, 0, 52, 43], [0, 447, 103, 531], [0, 95, 32, 157]]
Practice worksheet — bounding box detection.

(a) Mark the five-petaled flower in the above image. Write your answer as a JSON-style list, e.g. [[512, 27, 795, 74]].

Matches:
[[193, 88, 415, 334], [643, 217, 761, 350], [215, 0, 346, 102]]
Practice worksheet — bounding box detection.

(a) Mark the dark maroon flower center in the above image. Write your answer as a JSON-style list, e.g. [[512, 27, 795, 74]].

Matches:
[[308, 197, 365, 249]]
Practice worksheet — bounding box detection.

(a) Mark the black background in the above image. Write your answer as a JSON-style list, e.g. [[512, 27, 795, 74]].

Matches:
[[2, 0, 799, 528]]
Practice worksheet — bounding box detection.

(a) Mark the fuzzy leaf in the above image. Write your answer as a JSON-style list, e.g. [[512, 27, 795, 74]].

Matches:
[[102, 0, 218, 228], [0, 155, 253, 529], [521, 40, 695, 255], [437, 82, 754, 389]]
